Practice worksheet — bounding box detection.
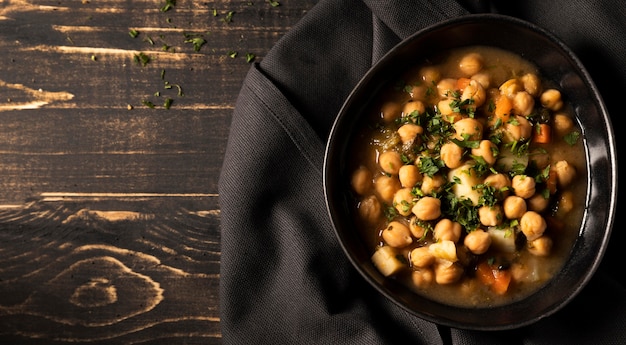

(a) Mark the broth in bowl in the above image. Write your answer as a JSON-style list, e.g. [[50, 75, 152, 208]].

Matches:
[[347, 46, 585, 307]]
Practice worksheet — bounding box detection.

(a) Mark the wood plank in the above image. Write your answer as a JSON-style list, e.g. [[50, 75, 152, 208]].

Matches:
[[0, 0, 317, 342]]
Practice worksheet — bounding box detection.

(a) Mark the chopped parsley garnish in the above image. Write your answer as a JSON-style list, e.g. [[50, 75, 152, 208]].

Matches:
[[185, 36, 207, 52], [222, 11, 235, 23], [443, 194, 480, 231], [160, 0, 176, 12], [418, 156, 444, 177], [384, 205, 398, 221], [133, 52, 151, 66], [450, 137, 480, 149], [564, 131, 581, 146]]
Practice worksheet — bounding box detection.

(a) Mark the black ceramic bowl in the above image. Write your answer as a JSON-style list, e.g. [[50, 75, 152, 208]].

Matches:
[[323, 14, 617, 330]]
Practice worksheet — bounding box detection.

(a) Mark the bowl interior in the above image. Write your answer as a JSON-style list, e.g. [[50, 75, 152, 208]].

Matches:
[[323, 13, 616, 330]]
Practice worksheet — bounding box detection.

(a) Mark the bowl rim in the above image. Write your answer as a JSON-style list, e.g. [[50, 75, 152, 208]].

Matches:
[[323, 13, 618, 330]]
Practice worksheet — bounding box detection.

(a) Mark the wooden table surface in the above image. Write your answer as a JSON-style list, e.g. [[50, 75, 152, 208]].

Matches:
[[0, 0, 316, 343]]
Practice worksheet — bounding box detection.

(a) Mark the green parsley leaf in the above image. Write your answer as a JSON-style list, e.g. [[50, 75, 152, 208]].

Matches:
[[564, 131, 580, 146], [133, 52, 151, 66], [384, 205, 398, 221], [450, 137, 480, 149], [185, 37, 207, 52], [418, 156, 444, 177], [267, 0, 280, 6], [160, 0, 176, 12], [223, 11, 235, 23], [129, 29, 139, 38], [245, 52, 256, 63]]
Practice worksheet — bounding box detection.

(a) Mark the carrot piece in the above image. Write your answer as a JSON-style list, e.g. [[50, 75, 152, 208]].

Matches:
[[491, 269, 512, 295], [493, 95, 512, 123], [476, 261, 511, 295], [533, 123, 551, 144], [476, 261, 495, 286], [456, 77, 471, 91]]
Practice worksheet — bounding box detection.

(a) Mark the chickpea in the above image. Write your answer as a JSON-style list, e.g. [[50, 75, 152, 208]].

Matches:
[[556, 190, 575, 216], [374, 175, 401, 203], [503, 195, 527, 219], [437, 78, 457, 98], [393, 187, 415, 216], [433, 218, 462, 242], [471, 72, 490, 89], [437, 98, 455, 116], [484, 173, 512, 200], [540, 89, 563, 111], [464, 229, 492, 255], [512, 174, 536, 199], [351, 166, 372, 195], [527, 193, 550, 213], [409, 84, 429, 101], [553, 160, 577, 188], [379, 151, 403, 175], [412, 196, 441, 221], [403, 100, 426, 117], [479, 205, 504, 227], [407, 217, 426, 239], [459, 52, 484, 76], [411, 268, 435, 288], [530, 151, 551, 170], [397, 123, 423, 144], [471, 139, 497, 166], [410, 246, 436, 268], [499, 78, 522, 98], [357, 195, 383, 225], [552, 113, 574, 136], [440, 142, 465, 169], [461, 79, 487, 107], [513, 91, 535, 116], [419, 66, 441, 85], [520, 211, 547, 241], [520, 73, 541, 96], [442, 112, 464, 123], [382, 221, 413, 248], [453, 117, 483, 141], [527, 236, 553, 256], [380, 101, 402, 123], [503, 115, 532, 142], [399, 164, 422, 188], [433, 260, 463, 285], [420, 174, 446, 195]]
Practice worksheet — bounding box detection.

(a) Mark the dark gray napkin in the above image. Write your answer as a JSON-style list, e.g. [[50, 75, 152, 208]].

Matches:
[[219, 0, 626, 343]]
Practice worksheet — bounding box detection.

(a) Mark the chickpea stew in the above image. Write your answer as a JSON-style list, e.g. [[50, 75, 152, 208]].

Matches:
[[348, 46, 586, 307]]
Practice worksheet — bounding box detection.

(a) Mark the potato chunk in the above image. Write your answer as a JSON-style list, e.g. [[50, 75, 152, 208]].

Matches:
[[372, 245, 406, 277], [448, 163, 482, 206]]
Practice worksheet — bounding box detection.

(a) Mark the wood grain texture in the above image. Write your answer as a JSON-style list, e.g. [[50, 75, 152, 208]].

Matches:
[[0, 0, 316, 343]]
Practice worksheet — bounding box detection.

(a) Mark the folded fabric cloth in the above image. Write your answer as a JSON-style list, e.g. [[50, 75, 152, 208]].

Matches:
[[219, 0, 626, 343]]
